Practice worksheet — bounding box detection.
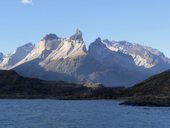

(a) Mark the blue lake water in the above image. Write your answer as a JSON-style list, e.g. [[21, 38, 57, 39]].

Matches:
[[0, 100, 170, 128]]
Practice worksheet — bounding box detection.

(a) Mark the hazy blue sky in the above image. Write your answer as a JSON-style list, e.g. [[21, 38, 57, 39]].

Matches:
[[0, 0, 170, 57]]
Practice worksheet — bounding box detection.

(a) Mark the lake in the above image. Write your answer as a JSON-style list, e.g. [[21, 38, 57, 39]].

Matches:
[[0, 100, 170, 128]]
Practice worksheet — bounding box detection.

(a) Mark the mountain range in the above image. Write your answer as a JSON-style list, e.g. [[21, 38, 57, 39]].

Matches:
[[0, 29, 170, 87]]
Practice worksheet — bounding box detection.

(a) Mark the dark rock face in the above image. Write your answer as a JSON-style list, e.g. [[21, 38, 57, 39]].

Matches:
[[88, 38, 148, 87], [42, 34, 59, 41], [121, 70, 170, 106]]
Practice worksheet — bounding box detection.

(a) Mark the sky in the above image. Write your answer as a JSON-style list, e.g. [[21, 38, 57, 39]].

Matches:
[[0, 0, 170, 57]]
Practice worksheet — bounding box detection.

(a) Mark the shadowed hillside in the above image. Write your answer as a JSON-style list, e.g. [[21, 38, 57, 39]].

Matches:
[[0, 70, 126, 99], [121, 70, 170, 106]]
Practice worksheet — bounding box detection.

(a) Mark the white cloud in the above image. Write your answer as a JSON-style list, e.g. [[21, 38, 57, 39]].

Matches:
[[21, 0, 32, 4]]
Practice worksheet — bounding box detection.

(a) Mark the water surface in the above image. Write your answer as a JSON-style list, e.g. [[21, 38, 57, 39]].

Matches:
[[0, 100, 170, 128]]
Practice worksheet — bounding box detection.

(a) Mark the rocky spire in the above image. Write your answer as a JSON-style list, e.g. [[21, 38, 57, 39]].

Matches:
[[70, 28, 83, 41]]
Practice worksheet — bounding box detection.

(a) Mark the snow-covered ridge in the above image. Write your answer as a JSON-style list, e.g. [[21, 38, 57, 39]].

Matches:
[[102, 40, 170, 68], [0, 43, 34, 69]]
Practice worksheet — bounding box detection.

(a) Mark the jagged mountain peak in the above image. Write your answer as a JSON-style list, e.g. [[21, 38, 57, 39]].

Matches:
[[75, 28, 82, 34], [90, 37, 106, 47], [15, 43, 34, 52], [36, 33, 62, 52], [95, 37, 102, 42], [13, 31, 87, 69], [88, 37, 111, 60], [70, 28, 83, 41], [42, 33, 59, 41]]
